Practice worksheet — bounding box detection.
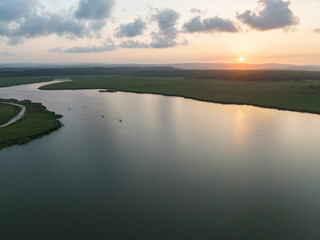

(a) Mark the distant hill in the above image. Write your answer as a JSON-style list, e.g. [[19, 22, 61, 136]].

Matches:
[[171, 63, 320, 71], [1, 62, 320, 71], [1, 66, 320, 82]]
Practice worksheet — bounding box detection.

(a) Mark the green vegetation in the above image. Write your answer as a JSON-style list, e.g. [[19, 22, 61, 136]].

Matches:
[[0, 103, 20, 126], [0, 67, 320, 81], [0, 76, 53, 88], [40, 75, 320, 114], [0, 99, 63, 150], [0, 67, 320, 115]]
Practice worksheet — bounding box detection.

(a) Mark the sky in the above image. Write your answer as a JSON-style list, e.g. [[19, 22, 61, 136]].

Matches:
[[0, 0, 319, 64]]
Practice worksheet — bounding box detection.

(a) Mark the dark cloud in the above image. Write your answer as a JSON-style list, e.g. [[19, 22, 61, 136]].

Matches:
[[150, 28, 180, 48], [0, 22, 10, 36], [0, 0, 116, 45], [183, 16, 238, 33], [75, 0, 115, 20], [0, 0, 38, 22], [152, 9, 180, 31], [0, 0, 39, 43], [150, 9, 185, 48], [237, 0, 299, 31], [11, 13, 87, 39], [314, 28, 320, 33], [50, 41, 117, 53], [7, 37, 25, 46], [120, 40, 149, 48], [90, 20, 108, 32], [115, 18, 146, 38]]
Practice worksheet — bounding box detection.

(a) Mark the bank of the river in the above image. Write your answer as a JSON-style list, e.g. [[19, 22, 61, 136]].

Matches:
[[0, 99, 63, 150], [1, 71, 320, 115], [0, 103, 20, 126], [0, 76, 54, 88], [0, 102, 26, 128], [40, 75, 320, 115]]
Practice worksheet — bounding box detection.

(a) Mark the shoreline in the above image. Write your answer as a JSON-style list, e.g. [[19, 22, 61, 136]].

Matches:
[[2, 77, 320, 117], [0, 102, 26, 128], [94, 88, 320, 116], [0, 99, 63, 150], [40, 83, 320, 116]]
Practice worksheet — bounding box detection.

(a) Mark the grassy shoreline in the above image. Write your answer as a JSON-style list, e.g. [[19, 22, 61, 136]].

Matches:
[[40, 75, 320, 115], [0, 99, 63, 150], [0, 103, 20, 126], [103, 89, 320, 115], [0, 76, 54, 88], [0, 67, 320, 116]]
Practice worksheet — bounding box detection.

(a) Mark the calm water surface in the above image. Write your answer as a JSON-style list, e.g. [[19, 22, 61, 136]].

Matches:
[[1, 81, 320, 239]]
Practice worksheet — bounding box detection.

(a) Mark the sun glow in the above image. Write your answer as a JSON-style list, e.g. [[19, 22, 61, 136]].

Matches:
[[239, 57, 245, 62]]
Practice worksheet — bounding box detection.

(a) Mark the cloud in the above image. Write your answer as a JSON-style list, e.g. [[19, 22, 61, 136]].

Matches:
[[183, 16, 238, 33], [0, 22, 10, 36], [50, 41, 117, 53], [6, 37, 25, 46], [10, 13, 87, 40], [314, 28, 320, 33], [152, 8, 180, 31], [115, 18, 146, 38], [150, 28, 180, 48], [0, 0, 117, 45], [190, 8, 203, 14], [0, 51, 18, 56], [90, 20, 108, 32], [0, 0, 38, 22], [150, 8, 185, 48], [75, 0, 114, 20], [237, 0, 299, 31], [51, 40, 149, 53], [120, 40, 149, 48]]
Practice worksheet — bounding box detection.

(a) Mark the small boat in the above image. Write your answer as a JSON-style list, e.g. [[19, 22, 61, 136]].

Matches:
[[119, 119, 122, 123], [102, 115, 105, 118]]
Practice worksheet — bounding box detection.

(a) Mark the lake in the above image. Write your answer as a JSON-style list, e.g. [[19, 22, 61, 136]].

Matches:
[[1, 81, 320, 239]]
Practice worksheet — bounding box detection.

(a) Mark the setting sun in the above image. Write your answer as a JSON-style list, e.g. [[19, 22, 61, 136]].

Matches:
[[239, 57, 245, 62]]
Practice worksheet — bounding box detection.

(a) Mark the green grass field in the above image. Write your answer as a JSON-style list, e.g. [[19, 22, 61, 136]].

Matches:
[[0, 76, 54, 88], [40, 75, 320, 115], [0, 99, 63, 150], [1, 67, 320, 115], [0, 103, 20, 126]]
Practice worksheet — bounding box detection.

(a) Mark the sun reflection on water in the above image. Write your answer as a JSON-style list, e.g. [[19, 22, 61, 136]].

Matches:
[[234, 109, 249, 145]]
